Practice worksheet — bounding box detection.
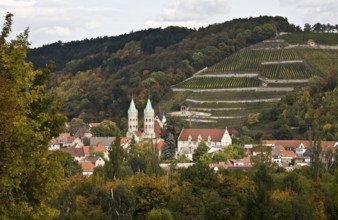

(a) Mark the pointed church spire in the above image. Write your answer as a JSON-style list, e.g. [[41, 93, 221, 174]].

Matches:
[[144, 97, 154, 112], [128, 97, 138, 112]]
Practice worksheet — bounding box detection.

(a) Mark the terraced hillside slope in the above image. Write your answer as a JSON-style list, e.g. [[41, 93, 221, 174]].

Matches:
[[164, 33, 338, 128]]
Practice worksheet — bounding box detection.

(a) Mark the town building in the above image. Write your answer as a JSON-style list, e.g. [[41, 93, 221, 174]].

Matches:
[[177, 128, 233, 160]]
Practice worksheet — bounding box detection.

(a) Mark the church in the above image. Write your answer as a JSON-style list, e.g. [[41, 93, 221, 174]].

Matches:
[[126, 97, 166, 142]]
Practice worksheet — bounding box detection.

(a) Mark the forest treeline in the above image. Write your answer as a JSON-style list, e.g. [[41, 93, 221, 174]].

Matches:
[[50, 149, 338, 220], [27, 16, 299, 123]]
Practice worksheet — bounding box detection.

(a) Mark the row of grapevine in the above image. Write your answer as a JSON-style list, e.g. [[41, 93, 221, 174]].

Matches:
[[186, 99, 277, 109], [297, 48, 338, 75], [267, 82, 308, 88], [206, 48, 301, 73], [189, 90, 287, 100], [260, 63, 315, 79], [175, 77, 261, 89]]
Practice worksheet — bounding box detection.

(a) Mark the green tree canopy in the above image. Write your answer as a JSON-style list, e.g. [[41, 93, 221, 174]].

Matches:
[[193, 141, 209, 162], [0, 13, 66, 219], [91, 119, 120, 137]]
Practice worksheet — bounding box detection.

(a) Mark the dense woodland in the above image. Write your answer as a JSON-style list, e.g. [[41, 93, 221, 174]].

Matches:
[[1, 12, 338, 219], [27, 15, 299, 123], [251, 71, 338, 141]]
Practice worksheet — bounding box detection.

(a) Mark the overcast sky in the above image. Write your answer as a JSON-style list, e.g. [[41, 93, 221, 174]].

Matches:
[[1, 0, 337, 48]]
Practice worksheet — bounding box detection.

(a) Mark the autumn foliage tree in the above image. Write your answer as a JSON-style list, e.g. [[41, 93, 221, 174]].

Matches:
[[0, 13, 66, 219]]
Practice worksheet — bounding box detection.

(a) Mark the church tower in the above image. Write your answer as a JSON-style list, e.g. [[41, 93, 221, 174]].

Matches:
[[127, 98, 138, 137], [143, 98, 155, 139]]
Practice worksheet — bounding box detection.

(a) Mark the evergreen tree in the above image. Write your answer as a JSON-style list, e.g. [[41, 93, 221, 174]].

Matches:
[[310, 139, 324, 180], [146, 141, 162, 175], [162, 133, 176, 160], [105, 133, 124, 180]]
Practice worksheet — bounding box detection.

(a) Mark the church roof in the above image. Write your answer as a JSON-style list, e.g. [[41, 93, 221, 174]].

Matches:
[[128, 98, 138, 112], [144, 98, 154, 112], [178, 128, 232, 142]]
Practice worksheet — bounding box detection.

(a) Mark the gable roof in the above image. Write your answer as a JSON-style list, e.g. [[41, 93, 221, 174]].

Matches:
[[80, 161, 95, 172], [156, 139, 165, 151], [49, 137, 58, 145], [264, 140, 337, 150], [178, 128, 231, 142], [60, 147, 84, 157], [90, 137, 114, 146], [83, 145, 107, 155], [89, 122, 100, 128], [83, 156, 101, 163], [57, 133, 76, 143], [282, 150, 296, 158], [154, 120, 163, 138]]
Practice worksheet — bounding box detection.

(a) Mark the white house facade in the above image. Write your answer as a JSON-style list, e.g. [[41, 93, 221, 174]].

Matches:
[[177, 128, 232, 160]]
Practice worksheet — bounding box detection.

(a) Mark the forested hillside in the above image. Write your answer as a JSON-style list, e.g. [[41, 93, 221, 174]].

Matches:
[[27, 16, 298, 124]]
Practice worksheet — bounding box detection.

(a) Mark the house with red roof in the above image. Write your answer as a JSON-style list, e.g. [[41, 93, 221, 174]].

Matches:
[[177, 128, 233, 160], [49, 137, 60, 151], [51, 133, 84, 148], [264, 140, 337, 167], [79, 155, 105, 175], [209, 156, 253, 171], [81, 162, 95, 175], [60, 147, 85, 161], [83, 145, 109, 160]]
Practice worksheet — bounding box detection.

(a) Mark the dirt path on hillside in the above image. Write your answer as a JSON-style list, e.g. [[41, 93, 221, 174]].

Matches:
[[186, 98, 281, 103], [259, 77, 309, 83], [195, 73, 259, 77], [190, 107, 243, 111], [172, 87, 294, 92]]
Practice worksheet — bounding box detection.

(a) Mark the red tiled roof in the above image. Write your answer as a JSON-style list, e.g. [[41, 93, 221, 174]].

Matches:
[[95, 144, 107, 152], [84, 156, 100, 163], [83, 145, 107, 155], [89, 123, 100, 127], [81, 161, 95, 172], [59, 133, 71, 137], [60, 147, 84, 157], [240, 156, 252, 165], [178, 128, 231, 142], [49, 137, 58, 145], [111, 137, 131, 146], [209, 163, 228, 169], [282, 150, 296, 158], [154, 120, 162, 138], [56, 133, 71, 143], [134, 130, 143, 137], [67, 136, 77, 143], [83, 146, 91, 155], [229, 156, 252, 166], [264, 140, 313, 148], [264, 140, 337, 150], [157, 140, 165, 151], [120, 137, 131, 145]]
